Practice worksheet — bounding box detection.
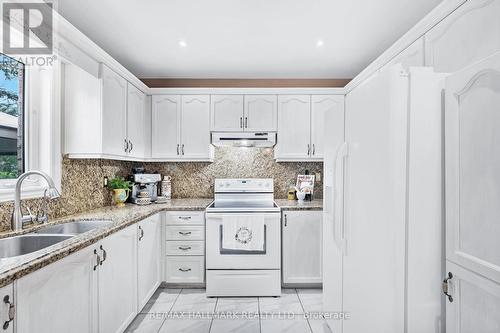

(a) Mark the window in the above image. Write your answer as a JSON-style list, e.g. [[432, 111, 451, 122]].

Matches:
[[0, 53, 24, 179]]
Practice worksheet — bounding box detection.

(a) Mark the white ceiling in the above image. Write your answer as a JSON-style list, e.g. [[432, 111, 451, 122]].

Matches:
[[57, 0, 441, 79]]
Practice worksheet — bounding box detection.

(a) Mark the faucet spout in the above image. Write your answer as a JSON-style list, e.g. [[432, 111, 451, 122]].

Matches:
[[12, 171, 60, 231]]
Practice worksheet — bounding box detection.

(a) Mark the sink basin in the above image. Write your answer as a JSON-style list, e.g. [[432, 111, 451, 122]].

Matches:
[[0, 234, 73, 259], [35, 220, 113, 236]]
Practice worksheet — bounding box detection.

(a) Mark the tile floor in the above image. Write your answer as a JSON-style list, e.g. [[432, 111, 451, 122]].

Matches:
[[125, 288, 332, 333]]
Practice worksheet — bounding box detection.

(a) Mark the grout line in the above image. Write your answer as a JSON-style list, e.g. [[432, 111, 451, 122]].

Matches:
[[258, 296, 262, 333], [209, 297, 218, 333], [156, 288, 182, 333]]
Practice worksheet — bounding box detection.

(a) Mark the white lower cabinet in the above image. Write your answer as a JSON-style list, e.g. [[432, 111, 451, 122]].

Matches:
[[137, 214, 162, 310], [98, 225, 138, 333], [16, 246, 97, 333], [282, 210, 322, 285], [165, 211, 205, 284], [0, 284, 14, 333]]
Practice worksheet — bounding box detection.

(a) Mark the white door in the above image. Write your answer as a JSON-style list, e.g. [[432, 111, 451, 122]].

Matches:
[[275, 95, 311, 160], [98, 225, 138, 333], [101, 64, 127, 157], [342, 67, 407, 333], [0, 284, 13, 333], [127, 83, 146, 159], [16, 247, 98, 333], [244, 95, 277, 131], [137, 214, 162, 310], [282, 210, 322, 285], [311, 95, 343, 160], [151, 95, 181, 159], [211, 95, 244, 131], [181, 95, 212, 160], [445, 52, 500, 332]]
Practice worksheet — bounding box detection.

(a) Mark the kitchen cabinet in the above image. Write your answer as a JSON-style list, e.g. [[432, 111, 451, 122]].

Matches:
[[151, 95, 213, 161], [0, 284, 14, 333], [244, 95, 277, 131], [275, 95, 343, 161], [211, 95, 244, 131], [16, 246, 98, 333], [137, 214, 162, 310], [98, 224, 138, 333], [126, 83, 147, 159], [101, 64, 128, 157], [282, 210, 322, 285]]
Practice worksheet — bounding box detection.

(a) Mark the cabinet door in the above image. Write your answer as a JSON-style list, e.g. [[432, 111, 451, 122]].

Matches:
[[275, 95, 311, 160], [0, 284, 13, 333], [16, 247, 98, 333], [101, 64, 127, 157], [137, 214, 162, 310], [181, 95, 212, 160], [211, 95, 244, 131], [98, 225, 138, 333], [151, 95, 181, 159], [127, 83, 147, 159], [311, 95, 344, 160], [282, 210, 322, 284], [244, 95, 277, 131]]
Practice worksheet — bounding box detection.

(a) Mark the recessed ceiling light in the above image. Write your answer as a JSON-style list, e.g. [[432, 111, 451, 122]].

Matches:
[[316, 39, 324, 48], [178, 40, 187, 48]]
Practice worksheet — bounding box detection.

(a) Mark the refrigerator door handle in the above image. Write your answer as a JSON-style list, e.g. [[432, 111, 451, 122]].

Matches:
[[333, 142, 348, 255]]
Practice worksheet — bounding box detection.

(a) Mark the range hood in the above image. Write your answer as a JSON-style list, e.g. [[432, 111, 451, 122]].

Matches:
[[211, 132, 276, 148]]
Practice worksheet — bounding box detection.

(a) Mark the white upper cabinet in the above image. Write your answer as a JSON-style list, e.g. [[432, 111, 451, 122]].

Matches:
[[243, 95, 277, 131], [425, 0, 500, 73], [151, 95, 181, 159], [275, 95, 311, 160], [152, 95, 213, 161], [181, 95, 212, 159], [211, 95, 244, 131], [127, 83, 147, 159], [101, 64, 128, 157], [311, 96, 344, 159]]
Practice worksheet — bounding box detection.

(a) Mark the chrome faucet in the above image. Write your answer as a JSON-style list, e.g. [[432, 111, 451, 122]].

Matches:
[[12, 170, 61, 231]]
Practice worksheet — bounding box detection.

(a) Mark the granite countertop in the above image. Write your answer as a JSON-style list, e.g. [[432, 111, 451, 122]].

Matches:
[[0, 198, 212, 288], [275, 199, 323, 210]]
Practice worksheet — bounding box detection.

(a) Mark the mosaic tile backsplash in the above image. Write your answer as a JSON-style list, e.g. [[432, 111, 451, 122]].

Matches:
[[0, 147, 322, 232]]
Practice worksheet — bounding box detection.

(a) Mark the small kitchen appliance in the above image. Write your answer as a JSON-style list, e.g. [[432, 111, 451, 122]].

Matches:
[[128, 171, 161, 204]]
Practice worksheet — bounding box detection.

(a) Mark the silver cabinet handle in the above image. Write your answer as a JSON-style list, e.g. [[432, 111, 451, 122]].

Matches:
[[240, 117, 243, 128], [128, 140, 133, 153], [442, 272, 454, 303], [179, 231, 192, 236], [178, 246, 192, 251], [312, 144, 315, 155], [181, 144, 185, 155], [284, 214, 287, 227], [124, 139, 129, 153], [2, 295, 15, 330], [93, 249, 101, 271], [178, 268, 192, 272], [245, 117, 248, 128], [138, 225, 144, 241], [177, 144, 180, 155], [307, 144, 310, 156], [99, 245, 107, 265], [178, 216, 192, 220]]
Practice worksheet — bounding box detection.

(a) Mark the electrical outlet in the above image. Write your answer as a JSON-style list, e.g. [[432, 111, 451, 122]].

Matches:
[[315, 172, 321, 182]]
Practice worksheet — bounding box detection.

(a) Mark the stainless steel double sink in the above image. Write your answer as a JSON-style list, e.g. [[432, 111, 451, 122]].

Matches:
[[0, 220, 113, 260]]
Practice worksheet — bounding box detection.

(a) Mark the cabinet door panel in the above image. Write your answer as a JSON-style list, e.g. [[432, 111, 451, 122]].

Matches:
[[138, 214, 162, 310], [16, 247, 97, 333], [211, 95, 244, 131], [275, 95, 311, 160], [101, 64, 127, 156], [181, 95, 212, 160], [151, 95, 180, 159], [311, 96, 344, 160], [98, 225, 138, 333], [127, 83, 146, 159], [282, 210, 322, 284], [244, 95, 277, 131]]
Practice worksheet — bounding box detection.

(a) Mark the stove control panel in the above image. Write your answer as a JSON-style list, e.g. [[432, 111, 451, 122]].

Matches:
[[215, 178, 274, 193]]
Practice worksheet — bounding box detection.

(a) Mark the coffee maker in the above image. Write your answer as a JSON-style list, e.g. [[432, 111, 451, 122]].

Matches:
[[128, 167, 161, 204]]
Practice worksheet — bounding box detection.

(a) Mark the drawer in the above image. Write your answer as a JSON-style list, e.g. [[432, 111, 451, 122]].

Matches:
[[165, 256, 205, 283], [165, 211, 205, 225], [166, 225, 205, 241], [166, 241, 205, 256]]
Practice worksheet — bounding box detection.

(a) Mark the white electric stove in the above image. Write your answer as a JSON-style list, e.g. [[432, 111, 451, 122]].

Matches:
[[205, 179, 281, 297]]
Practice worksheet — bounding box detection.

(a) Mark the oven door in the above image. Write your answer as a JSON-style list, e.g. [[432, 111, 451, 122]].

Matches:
[[205, 212, 281, 269]]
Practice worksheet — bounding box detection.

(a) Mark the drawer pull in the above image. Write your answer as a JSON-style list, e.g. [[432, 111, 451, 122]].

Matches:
[[178, 216, 192, 220], [3, 295, 15, 330], [178, 268, 192, 272], [178, 246, 192, 251], [179, 231, 192, 236]]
